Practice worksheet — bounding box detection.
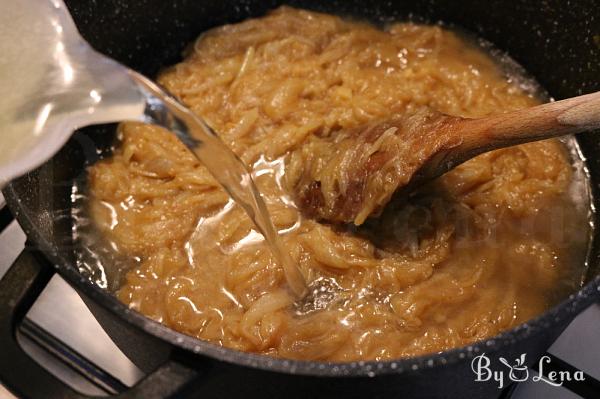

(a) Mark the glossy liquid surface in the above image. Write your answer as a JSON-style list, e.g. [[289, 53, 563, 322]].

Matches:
[[78, 7, 593, 361], [0, 1, 305, 296]]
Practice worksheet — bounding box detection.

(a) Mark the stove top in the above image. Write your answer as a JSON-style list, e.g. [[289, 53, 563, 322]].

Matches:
[[0, 192, 598, 398]]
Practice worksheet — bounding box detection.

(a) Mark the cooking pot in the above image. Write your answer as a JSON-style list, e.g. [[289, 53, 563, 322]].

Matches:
[[1, 0, 599, 398]]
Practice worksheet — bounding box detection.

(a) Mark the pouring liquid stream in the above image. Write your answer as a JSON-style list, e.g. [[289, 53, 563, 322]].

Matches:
[[132, 75, 308, 298], [0, 0, 308, 298]]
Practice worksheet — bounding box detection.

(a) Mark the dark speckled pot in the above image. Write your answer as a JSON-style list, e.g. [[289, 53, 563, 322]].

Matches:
[[1, 1, 599, 398]]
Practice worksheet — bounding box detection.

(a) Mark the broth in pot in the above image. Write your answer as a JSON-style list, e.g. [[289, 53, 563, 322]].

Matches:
[[80, 7, 591, 361]]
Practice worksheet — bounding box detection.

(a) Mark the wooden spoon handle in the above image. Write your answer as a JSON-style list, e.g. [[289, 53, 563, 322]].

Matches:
[[458, 91, 600, 155]]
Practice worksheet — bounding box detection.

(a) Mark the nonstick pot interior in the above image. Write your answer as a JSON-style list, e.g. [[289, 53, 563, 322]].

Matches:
[[2, 0, 600, 398]]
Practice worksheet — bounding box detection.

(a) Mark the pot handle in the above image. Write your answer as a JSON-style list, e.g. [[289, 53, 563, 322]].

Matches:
[[0, 248, 200, 398]]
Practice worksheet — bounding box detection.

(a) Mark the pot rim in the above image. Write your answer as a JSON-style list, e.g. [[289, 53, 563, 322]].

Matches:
[[3, 180, 600, 377]]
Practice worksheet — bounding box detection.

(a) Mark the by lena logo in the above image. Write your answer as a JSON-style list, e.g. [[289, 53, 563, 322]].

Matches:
[[498, 354, 528, 382], [471, 353, 585, 389]]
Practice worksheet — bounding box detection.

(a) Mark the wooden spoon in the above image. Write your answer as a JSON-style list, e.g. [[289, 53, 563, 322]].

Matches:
[[289, 91, 600, 225]]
